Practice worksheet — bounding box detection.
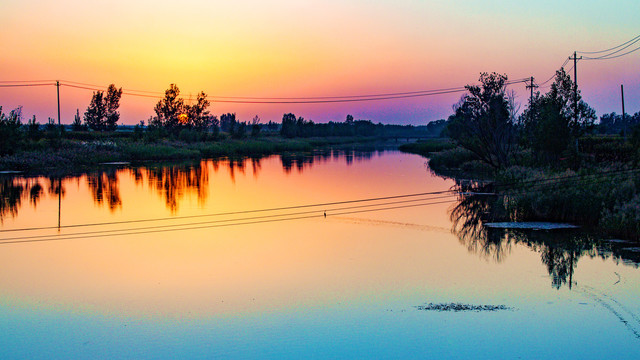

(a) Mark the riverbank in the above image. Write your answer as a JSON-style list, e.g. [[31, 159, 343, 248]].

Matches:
[[400, 138, 640, 241], [0, 134, 383, 175]]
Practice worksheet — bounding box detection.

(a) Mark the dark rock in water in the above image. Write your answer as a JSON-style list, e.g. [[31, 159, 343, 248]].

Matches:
[[483, 222, 579, 230], [415, 302, 511, 312]]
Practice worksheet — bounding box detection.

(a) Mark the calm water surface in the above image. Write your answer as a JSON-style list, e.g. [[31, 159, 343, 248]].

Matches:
[[1, 150, 639, 359]]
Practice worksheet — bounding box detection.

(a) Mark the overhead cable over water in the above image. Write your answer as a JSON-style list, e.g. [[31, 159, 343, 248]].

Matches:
[[1, 167, 638, 245], [0, 190, 457, 233], [0, 196, 459, 245]]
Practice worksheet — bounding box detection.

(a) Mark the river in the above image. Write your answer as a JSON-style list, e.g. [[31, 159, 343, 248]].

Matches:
[[1, 149, 639, 359]]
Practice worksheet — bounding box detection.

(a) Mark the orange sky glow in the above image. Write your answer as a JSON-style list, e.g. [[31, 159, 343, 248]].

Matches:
[[1, 0, 639, 125]]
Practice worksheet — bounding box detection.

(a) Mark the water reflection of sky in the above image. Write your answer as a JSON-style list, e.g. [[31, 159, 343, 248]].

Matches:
[[1, 151, 640, 358]]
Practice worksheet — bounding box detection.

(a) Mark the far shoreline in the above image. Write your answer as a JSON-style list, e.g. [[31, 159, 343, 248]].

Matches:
[[0, 134, 406, 177]]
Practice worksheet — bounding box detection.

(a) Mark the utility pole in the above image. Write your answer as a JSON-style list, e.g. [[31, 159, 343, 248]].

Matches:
[[621, 84, 626, 118], [621, 84, 626, 138], [569, 52, 582, 123], [56, 80, 61, 136], [568, 51, 582, 166], [525, 76, 538, 105]]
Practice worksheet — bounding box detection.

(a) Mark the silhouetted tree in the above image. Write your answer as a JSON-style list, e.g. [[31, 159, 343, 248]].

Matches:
[[232, 121, 247, 139], [105, 84, 123, 130], [84, 84, 122, 131], [210, 115, 220, 137], [45, 117, 56, 132], [346, 114, 354, 124], [520, 69, 595, 160], [447, 72, 516, 169], [154, 84, 184, 131], [27, 114, 41, 140], [251, 115, 261, 137], [426, 119, 447, 137], [72, 109, 85, 131], [220, 113, 236, 133], [84, 91, 106, 130], [185, 91, 212, 129], [0, 106, 22, 155], [280, 113, 297, 138], [597, 111, 639, 135]]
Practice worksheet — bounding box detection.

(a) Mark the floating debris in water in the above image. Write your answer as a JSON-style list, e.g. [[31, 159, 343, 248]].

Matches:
[[484, 222, 579, 230], [99, 162, 130, 165], [608, 239, 633, 244], [416, 302, 511, 312]]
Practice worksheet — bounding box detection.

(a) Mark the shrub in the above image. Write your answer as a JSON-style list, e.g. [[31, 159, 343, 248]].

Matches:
[[428, 147, 477, 171], [398, 138, 456, 155], [600, 194, 640, 241], [0, 107, 23, 155]]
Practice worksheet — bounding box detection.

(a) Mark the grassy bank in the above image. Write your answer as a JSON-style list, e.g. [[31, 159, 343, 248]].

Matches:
[[399, 138, 493, 176], [0, 135, 382, 174], [397, 138, 456, 155], [400, 137, 640, 241], [494, 166, 640, 241]]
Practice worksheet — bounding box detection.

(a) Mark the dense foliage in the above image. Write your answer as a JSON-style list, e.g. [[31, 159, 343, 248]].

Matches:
[[84, 84, 123, 131], [447, 72, 517, 169]]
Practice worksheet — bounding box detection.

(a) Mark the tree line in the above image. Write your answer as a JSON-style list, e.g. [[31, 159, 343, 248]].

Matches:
[[442, 70, 640, 169], [73, 83, 432, 139]]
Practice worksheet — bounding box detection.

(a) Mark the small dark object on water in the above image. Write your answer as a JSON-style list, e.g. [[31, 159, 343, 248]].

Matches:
[[483, 222, 578, 230], [416, 302, 510, 312]]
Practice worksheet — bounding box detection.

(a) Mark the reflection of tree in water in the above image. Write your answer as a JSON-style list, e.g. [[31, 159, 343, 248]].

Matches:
[[450, 180, 512, 262], [146, 161, 208, 212], [280, 153, 313, 174], [47, 177, 65, 197], [450, 182, 637, 289], [29, 182, 43, 206], [87, 170, 122, 211], [0, 176, 58, 221], [227, 157, 245, 183], [0, 177, 24, 221], [250, 157, 262, 179], [512, 231, 599, 289], [280, 149, 379, 174]]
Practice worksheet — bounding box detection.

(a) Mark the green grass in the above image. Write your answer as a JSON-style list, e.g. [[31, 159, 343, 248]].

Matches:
[[398, 138, 456, 155], [403, 136, 640, 241], [0, 135, 386, 174], [493, 165, 640, 241]]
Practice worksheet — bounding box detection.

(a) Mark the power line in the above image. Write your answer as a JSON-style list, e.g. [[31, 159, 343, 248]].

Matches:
[[578, 34, 640, 54], [0, 80, 57, 84], [60, 79, 527, 100], [0, 194, 458, 242], [583, 44, 640, 60], [538, 58, 571, 87], [3, 78, 527, 104], [0, 199, 458, 245], [1, 167, 638, 244], [0, 189, 456, 233], [0, 83, 54, 88], [3, 167, 637, 235]]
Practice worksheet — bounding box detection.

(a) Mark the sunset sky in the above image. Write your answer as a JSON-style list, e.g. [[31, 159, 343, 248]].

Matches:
[[1, 0, 639, 125]]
